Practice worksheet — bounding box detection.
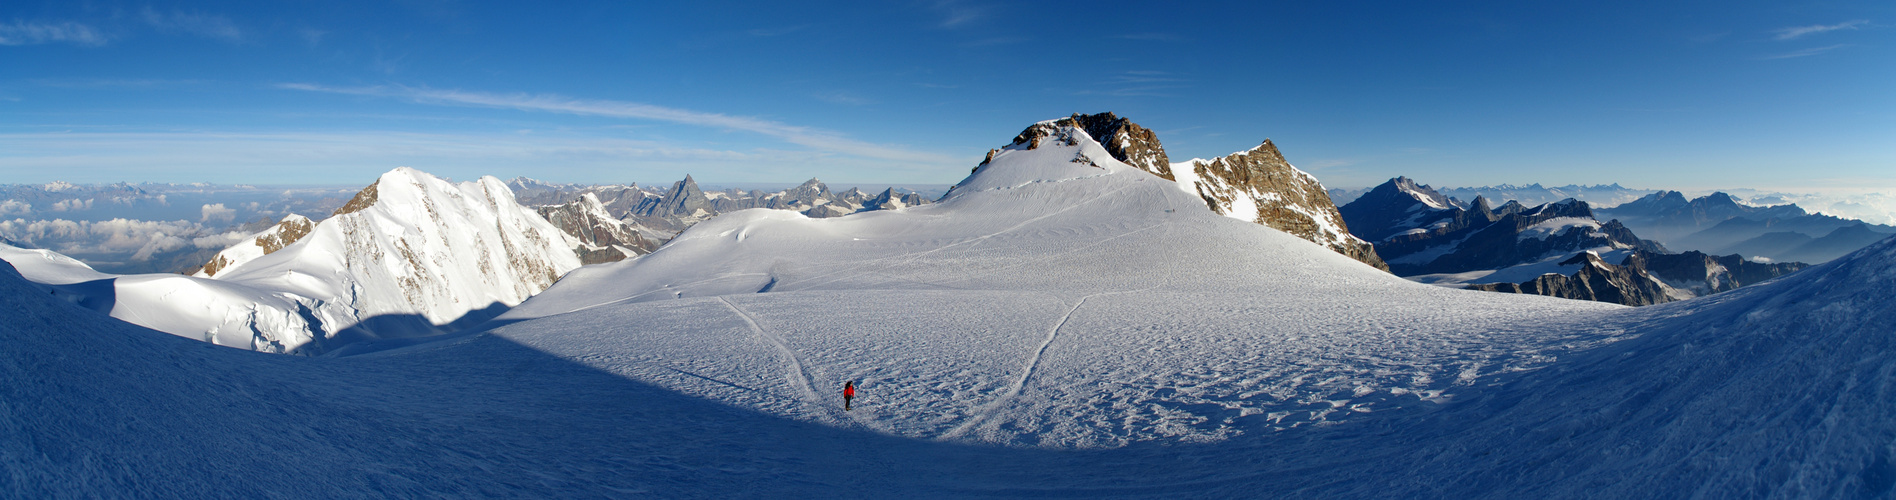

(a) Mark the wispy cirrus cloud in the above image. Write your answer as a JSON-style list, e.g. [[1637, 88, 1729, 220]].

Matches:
[[930, 0, 989, 28], [140, 8, 242, 42], [1074, 71, 1190, 97], [0, 20, 109, 46], [277, 83, 960, 165], [1761, 44, 1850, 60], [1772, 20, 1869, 40]]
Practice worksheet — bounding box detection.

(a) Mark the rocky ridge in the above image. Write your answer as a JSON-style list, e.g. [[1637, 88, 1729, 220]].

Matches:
[[989, 112, 1386, 270], [1176, 141, 1387, 270], [509, 175, 936, 258], [1341, 177, 1661, 276], [1471, 249, 1808, 306], [536, 193, 662, 265], [191, 214, 315, 278], [1342, 176, 1813, 306]]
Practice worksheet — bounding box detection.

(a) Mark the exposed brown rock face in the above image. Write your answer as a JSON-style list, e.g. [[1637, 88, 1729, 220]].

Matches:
[[332, 181, 379, 216], [199, 214, 315, 278], [1067, 112, 1172, 180], [980, 113, 1386, 271], [983, 112, 1171, 179], [537, 193, 659, 265], [1180, 141, 1389, 271], [257, 216, 314, 255]]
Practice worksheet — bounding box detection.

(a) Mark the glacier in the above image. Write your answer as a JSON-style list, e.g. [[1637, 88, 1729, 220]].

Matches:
[[4, 121, 1894, 497]]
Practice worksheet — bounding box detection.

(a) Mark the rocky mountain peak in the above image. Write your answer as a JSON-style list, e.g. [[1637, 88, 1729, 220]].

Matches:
[[194, 214, 316, 278], [333, 180, 379, 216], [990, 112, 1172, 180], [657, 175, 712, 217], [1066, 112, 1172, 180], [1176, 138, 1387, 271]]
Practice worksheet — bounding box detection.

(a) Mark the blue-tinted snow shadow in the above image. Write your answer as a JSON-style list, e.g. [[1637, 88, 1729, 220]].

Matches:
[[313, 301, 517, 357], [5, 279, 1428, 498]]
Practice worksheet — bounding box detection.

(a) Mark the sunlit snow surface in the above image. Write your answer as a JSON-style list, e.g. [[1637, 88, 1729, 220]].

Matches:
[[7, 125, 1896, 497]]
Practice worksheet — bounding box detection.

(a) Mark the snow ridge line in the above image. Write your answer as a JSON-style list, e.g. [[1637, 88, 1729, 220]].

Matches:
[[558, 272, 771, 315], [717, 296, 830, 421], [786, 183, 1142, 293]]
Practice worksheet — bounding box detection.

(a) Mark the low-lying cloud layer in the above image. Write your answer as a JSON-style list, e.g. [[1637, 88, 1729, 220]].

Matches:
[[0, 218, 245, 263]]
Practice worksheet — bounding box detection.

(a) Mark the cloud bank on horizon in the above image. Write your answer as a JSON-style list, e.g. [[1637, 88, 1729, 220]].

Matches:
[[0, 1, 1889, 191]]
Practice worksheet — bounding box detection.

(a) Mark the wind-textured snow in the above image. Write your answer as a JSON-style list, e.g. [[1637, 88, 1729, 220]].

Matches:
[[7, 122, 1896, 497]]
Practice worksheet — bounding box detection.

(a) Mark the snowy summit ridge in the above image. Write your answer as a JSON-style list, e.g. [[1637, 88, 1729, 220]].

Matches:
[[970, 112, 1385, 269]]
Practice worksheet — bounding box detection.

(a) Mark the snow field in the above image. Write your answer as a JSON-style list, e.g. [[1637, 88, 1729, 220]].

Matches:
[[8, 120, 1895, 497]]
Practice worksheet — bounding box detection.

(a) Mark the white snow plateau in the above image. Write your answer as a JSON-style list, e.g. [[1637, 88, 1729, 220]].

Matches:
[[4, 121, 1895, 497]]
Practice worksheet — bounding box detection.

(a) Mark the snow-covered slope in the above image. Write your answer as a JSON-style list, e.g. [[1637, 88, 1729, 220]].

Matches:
[[192, 214, 314, 278], [10, 116, 1896, 497], [0, 167, 581, 354], [500, 118, 1623, 447], [210, 167, 580, 349]]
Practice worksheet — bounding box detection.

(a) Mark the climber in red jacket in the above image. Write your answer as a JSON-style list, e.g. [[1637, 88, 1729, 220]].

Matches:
[[844, 381, 856, 411]]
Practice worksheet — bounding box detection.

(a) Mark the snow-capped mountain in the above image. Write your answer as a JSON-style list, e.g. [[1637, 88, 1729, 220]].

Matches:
[[1435, 182, 1654, 209], [535, 193, 661, 265], [1341, 177, 1661, 277], [986, 112, 1384, 270], [508, 175, 937, 251], [1335, 176, 1814, 306], [1334, 176, 1468, 243], [9, 114, 1896, 496], [1, 167, 581, 354]]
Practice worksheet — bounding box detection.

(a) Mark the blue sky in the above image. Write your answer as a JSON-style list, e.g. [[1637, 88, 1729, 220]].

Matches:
[[1, 1, 1891, 191]]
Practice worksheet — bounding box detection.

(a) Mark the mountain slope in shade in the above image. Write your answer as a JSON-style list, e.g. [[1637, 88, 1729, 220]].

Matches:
[[1466, 249, 1806, 306], [1777, 222, 1896, 264], [1342, 176, 1662, 277]]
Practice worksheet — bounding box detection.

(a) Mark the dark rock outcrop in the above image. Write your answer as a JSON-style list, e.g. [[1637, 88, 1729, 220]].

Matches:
[[981, 112, 1387, 270], [1179, 140, 1387, 271], [1623, 250, 1807, 295], [537, 194, 660, 265], [195, 214, 315, 277], [1470, 252, 1674, 306], [1343, 177, 1665, 276], [1471, 249, 1808, 306]]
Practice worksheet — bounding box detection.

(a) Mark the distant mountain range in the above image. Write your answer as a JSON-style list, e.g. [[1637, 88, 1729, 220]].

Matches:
[[1330, 182, 1654, 208], [1340, 177, 1806, 306], [507, 176, 936, 264], [1598, 190, 1896, 264]]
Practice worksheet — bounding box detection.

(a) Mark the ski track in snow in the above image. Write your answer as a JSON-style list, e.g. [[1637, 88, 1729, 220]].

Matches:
[[716, 295, 852, 428], [942, 288, 1153, 441]]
